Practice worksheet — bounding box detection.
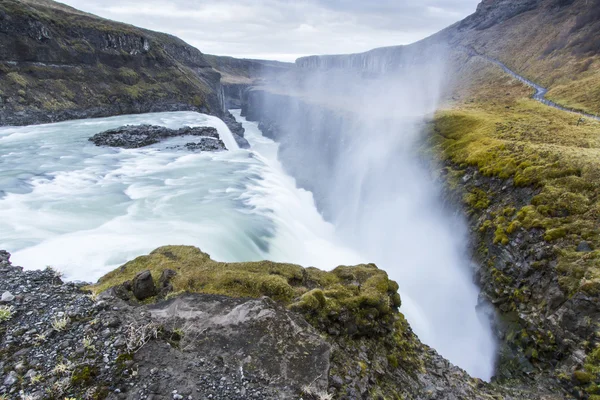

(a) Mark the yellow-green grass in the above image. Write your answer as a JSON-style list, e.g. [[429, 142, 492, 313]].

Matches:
[[431, 98, 600, 297], [450, 0, 600, 115], [547, 72, 600, 117], [91, 245, 402, 336]]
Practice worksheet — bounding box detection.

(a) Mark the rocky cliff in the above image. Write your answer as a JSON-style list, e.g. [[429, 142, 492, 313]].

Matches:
[[0, 0, 225, 126], [203, 55, 293, 109], [0, 247, 564, 399]]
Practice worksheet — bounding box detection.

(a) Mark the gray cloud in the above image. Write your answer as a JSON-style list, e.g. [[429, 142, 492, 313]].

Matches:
[[59, 0, 481, 61]]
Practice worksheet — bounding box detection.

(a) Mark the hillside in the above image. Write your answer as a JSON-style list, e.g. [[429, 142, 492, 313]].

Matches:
[[0, 247, 563, 399], [445, 0, 600, 115], [0, 0, 224, 126]]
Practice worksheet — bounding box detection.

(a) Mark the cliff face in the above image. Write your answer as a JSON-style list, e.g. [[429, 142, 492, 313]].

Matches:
[[203, 55, 293, 109], [0, 247, 562, 399], [0, 0, 225, 126], [242, 28, 600, 395]]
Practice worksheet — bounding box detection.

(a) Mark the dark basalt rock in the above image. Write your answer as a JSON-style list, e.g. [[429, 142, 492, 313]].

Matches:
[[184, 138, 225, 152], [89, 125, 227, 150], [222, 110, 250, 149], [157, 269, 177, 297], [132, 270, 156, 300]]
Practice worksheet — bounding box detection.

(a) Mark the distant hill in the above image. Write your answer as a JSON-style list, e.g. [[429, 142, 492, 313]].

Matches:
[[444, 0, 600, 114], [296, 0, 600, 115]]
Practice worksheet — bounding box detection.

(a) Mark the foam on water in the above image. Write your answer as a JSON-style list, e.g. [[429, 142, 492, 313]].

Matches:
[[0, 111, 360, 281]]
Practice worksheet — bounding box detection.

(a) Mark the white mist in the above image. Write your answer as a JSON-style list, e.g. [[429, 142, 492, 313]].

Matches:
[[255, 49, 497, 379]]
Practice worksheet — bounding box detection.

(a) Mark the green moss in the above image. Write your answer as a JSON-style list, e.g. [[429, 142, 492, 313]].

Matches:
[[68, 39, 95, 54], [493, 226, 509, 245], [574, 370, 594, 384], [463, 188, 491, 210], [430, 101, 600, 307], [6, 72, 28, 87], [92, 246, 402, 337], [544, 228, 567, 242], [118, 67, 140, 85], [480, 219, 493, 232], [506, 220, 522, 234], [71, 364, 97, 386]]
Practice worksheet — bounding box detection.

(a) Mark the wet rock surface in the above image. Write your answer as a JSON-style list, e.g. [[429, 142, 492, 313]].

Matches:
[[438, 163, 599, 397], [89, 125, 227, 150], [223, 110, 250, 148]]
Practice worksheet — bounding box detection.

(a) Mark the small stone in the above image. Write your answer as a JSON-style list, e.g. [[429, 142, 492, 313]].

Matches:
[[331, 375, 344, 388], [24, 369, 37, 379], [3, 370, 18, 386], [15, 361, 27, 373], [576, 241, 593, 252], [1, 291, 15, 302]]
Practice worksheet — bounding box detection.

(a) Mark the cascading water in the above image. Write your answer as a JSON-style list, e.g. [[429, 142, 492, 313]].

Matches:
[[248, 53, 497, 379]]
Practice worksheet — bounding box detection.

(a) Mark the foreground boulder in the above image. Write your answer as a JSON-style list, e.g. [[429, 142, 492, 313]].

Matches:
[[89, 125, 227, 150], [131, 270, 156, 300], [0, 247, 569, 399]]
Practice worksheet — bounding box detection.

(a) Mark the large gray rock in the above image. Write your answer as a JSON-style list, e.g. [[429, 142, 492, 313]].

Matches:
[[132, 270, 157, 300], [144, 294, 331, 398], [89, 125, 226, 150]]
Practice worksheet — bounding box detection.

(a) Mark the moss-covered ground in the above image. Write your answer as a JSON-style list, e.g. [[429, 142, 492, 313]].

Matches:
[[92, 245, 402, 338], [432, 89, 600, 298], [89, 245, 435, 398]]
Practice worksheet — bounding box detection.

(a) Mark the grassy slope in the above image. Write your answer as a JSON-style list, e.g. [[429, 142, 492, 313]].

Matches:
[[446, 0, 600, 115], [90, 245, 437, 399], [92, 246, 403, 335], [91, 245, 567, 398]]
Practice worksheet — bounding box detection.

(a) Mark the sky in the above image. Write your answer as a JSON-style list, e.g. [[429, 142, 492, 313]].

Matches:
[[59, 0, 481, 62]]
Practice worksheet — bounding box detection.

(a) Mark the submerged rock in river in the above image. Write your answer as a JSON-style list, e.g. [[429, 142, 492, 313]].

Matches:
[[89, 125, 227, 150]]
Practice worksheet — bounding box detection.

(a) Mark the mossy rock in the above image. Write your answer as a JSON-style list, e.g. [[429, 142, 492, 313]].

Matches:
[[92, 245, 402, 337]]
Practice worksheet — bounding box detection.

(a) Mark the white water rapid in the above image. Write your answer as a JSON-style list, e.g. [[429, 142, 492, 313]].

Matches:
[[0, 111, 362, 282]]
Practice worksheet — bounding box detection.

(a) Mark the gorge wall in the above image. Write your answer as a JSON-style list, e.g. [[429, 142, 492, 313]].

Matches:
[[0, 0, 225, 126], [240, 67, 501, 381], [242, 45, 600, 397]]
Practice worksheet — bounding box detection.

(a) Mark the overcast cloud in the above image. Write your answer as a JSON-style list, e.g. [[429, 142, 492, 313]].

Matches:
[[59, 0, 481, 61]]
